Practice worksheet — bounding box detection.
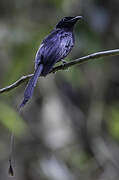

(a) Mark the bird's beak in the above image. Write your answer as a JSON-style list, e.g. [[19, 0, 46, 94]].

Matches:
[[72, 16, 83, 21], [67, 16, 83, 23]]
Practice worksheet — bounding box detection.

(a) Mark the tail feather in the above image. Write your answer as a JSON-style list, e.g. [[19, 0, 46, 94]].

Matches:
[[19, 64, 43, 109]]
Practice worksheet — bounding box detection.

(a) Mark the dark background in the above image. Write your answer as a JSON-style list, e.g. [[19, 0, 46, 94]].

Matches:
[[0, 0, 119, 180]]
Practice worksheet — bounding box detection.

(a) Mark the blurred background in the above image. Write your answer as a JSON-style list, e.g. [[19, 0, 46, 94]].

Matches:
[[0, 0, 119, 180]]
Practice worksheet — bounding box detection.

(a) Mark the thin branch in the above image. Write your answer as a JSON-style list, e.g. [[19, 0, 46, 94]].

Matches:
[[0, 74, 33, 94], [0, 49, 119, 94]]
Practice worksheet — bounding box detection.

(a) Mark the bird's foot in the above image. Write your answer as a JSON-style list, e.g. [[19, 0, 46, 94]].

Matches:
[[61, 59, 67, 65]]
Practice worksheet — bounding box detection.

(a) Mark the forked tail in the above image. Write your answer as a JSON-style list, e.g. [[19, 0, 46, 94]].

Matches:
[[19, 64, 43, 109]]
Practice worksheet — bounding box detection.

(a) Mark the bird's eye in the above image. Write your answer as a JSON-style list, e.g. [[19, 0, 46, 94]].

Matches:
[[63, 17, 67, 21]]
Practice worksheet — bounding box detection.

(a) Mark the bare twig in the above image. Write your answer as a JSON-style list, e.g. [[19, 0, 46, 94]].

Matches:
[[0, 74, 33, 94], [0, 49, 119, 94]]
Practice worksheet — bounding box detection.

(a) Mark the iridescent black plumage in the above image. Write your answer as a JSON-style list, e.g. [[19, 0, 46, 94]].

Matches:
[[20, 16, 82, 108]]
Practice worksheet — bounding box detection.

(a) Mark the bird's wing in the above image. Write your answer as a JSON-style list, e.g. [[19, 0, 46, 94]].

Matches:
[[35, 29, 61, 69], [35, 30, 74, 75], [43, 30, 74, 62]]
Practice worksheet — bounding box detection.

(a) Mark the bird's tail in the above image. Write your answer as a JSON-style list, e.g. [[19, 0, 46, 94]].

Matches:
[[19, 64, 44, 109]]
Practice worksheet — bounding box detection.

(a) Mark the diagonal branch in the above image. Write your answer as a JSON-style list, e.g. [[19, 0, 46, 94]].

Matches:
[[0, 49, 119, 94]]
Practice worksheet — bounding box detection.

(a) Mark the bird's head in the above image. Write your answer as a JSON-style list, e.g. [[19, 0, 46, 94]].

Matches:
[[56, 16, 83, 30]]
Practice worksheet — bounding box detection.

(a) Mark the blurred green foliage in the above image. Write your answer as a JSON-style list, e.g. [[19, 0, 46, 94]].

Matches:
[[0, 102, 27, 137], [107, 105, 119, 141]]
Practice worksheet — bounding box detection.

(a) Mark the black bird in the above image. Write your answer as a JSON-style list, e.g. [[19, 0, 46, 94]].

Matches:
[[20, 16, 83, 108]]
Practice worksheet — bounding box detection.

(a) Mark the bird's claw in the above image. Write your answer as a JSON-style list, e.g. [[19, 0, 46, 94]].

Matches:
[[61, 59, 67, 65]]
